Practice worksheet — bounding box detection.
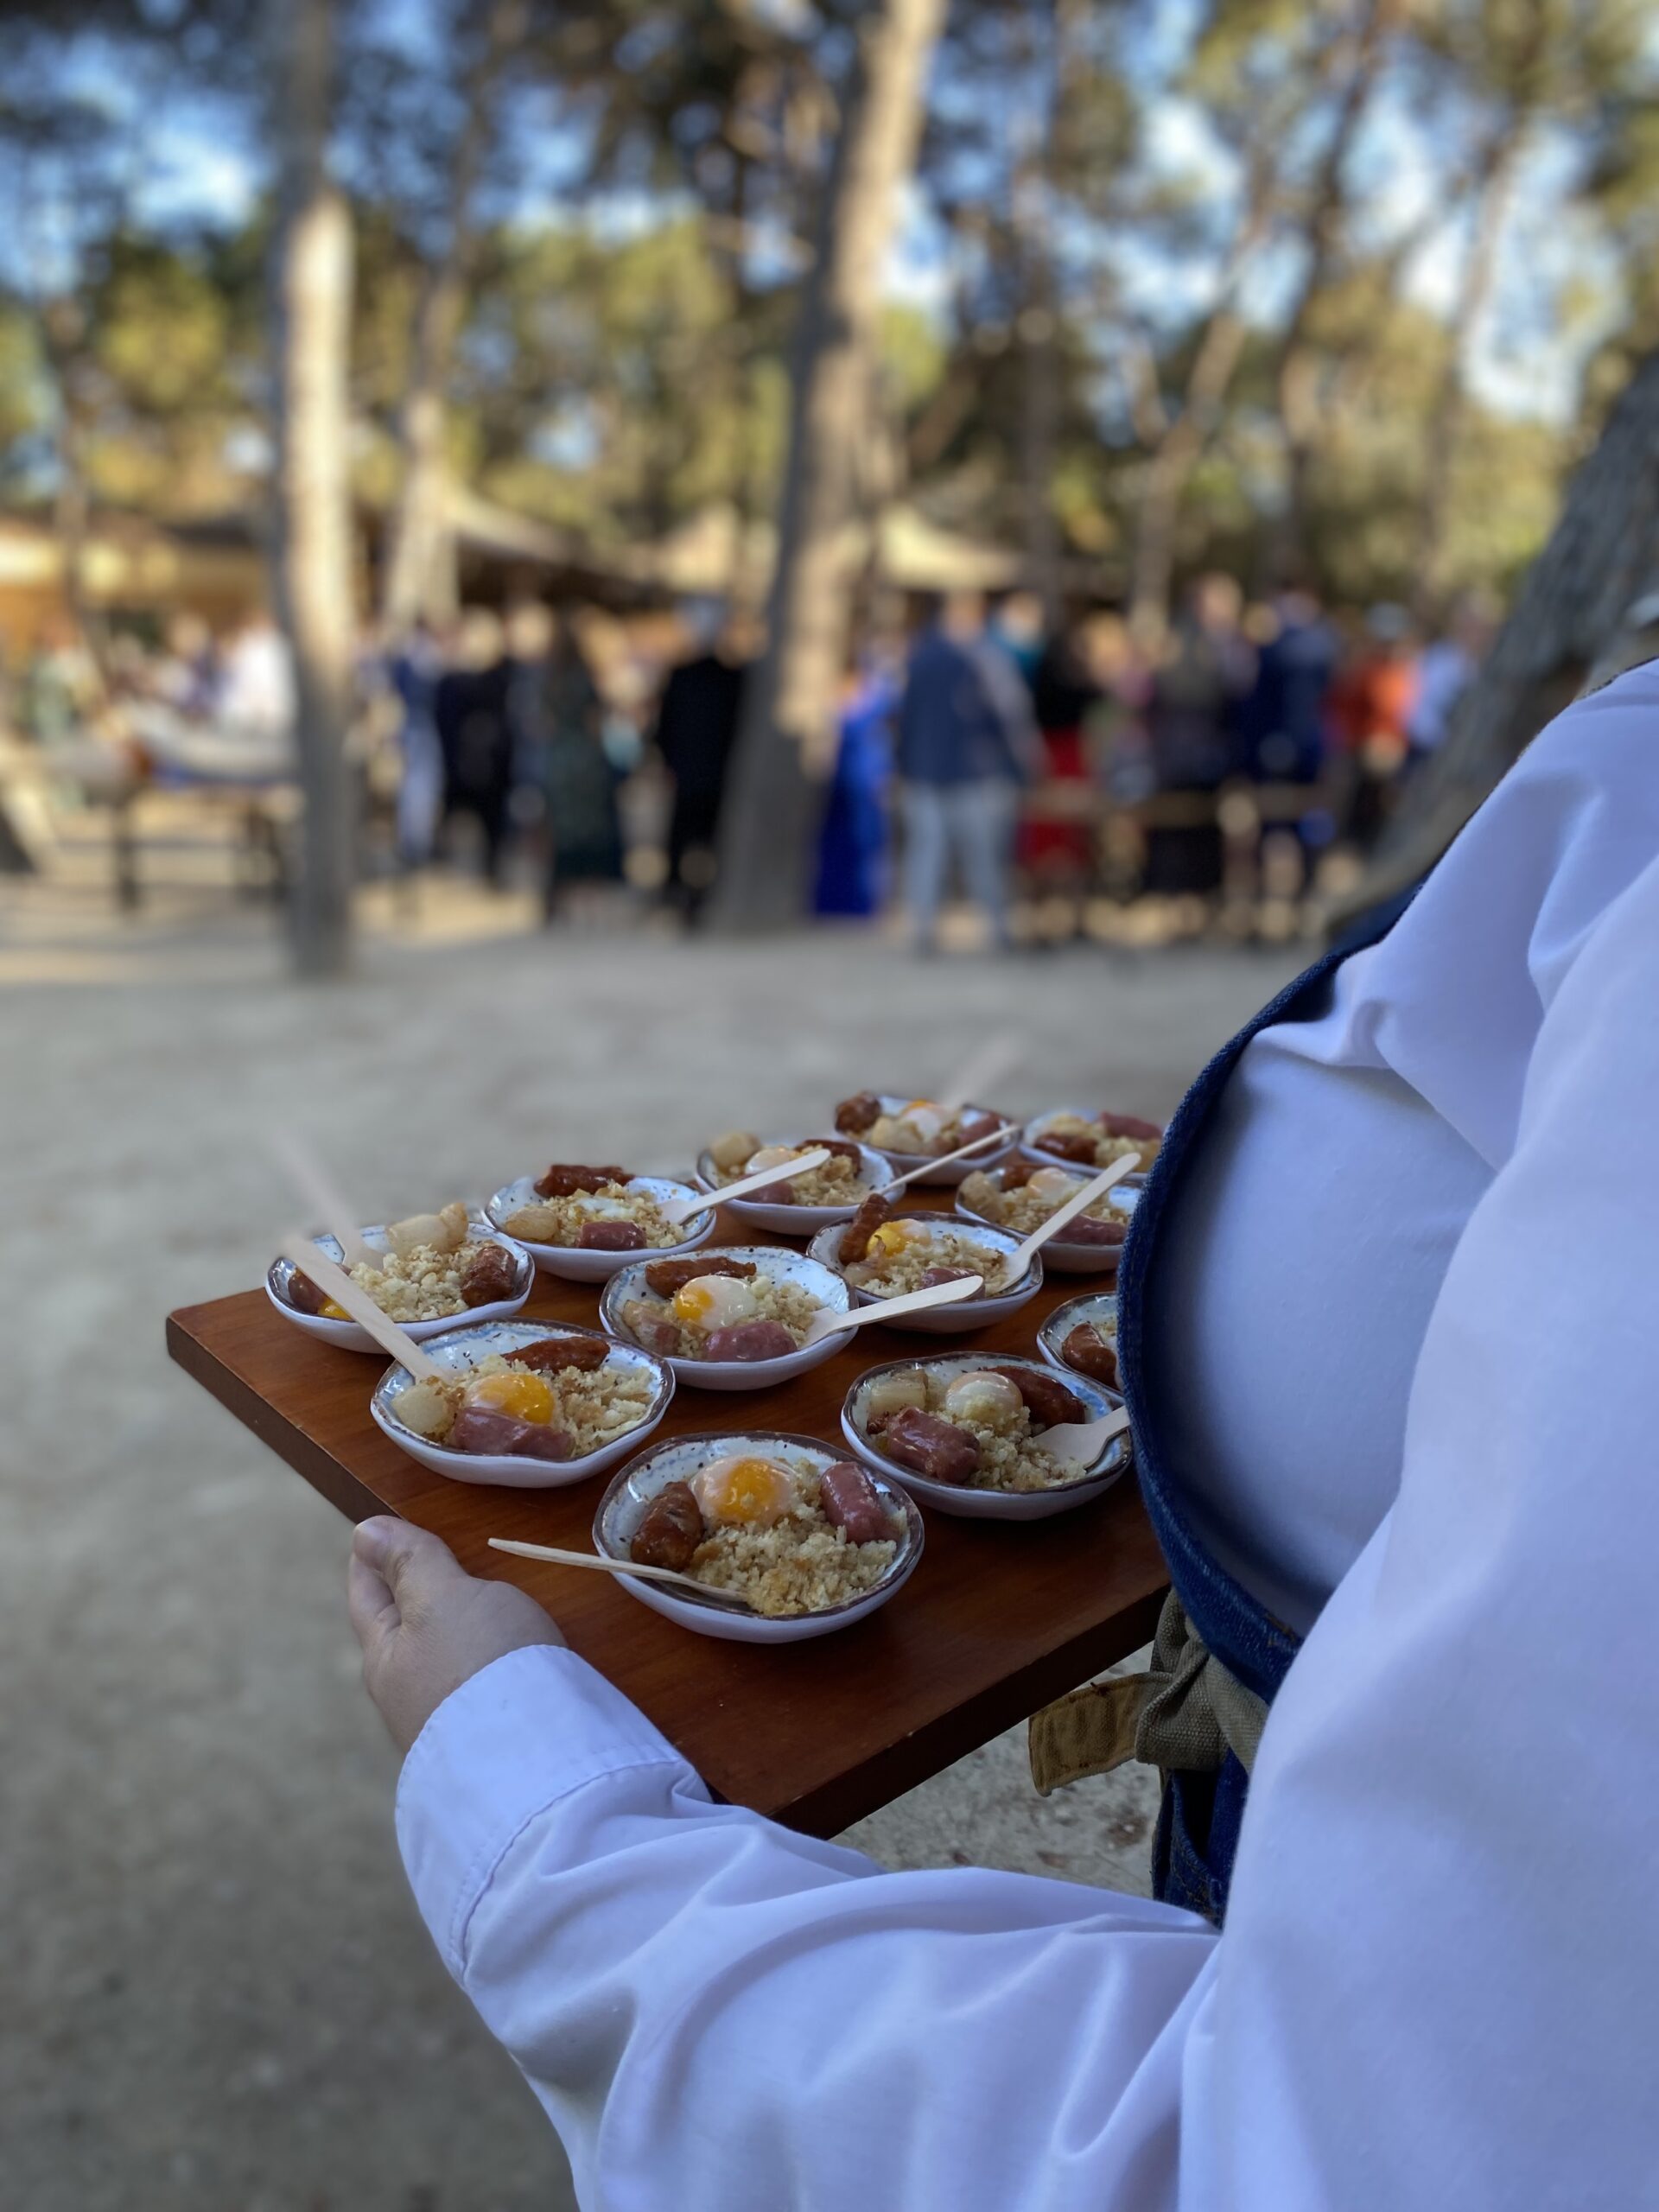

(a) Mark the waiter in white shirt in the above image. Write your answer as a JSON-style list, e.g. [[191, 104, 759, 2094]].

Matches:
[[347, 666, 1659, 2211]]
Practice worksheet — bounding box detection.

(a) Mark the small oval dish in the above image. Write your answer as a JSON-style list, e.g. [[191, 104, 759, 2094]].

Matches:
[[805, 1214, 1041, 1333], [267, 1219, 532, 1353], [694, 1133, 893, 1236], [841, 1351, 1128, 1521], [371, 1319, 674, 1491], [594, 1430, 924, 1643], [954, 1165, 1141, 1275], [833, 1093, 1018, 1185], [1037, 1290, 1121, 1389], [485, 1174, 717, 1284], [1021, 1109, 1163, 1177], [600, 1245, 851, 1391]]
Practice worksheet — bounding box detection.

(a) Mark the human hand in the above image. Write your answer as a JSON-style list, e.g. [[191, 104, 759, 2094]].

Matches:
[[348, 1516, 564, 1754]]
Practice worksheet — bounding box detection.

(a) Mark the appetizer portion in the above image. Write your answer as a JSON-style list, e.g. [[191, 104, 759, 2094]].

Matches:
[[861, 1359, 1092, 1494], [1029, 1111, 1162, 1173], [958, 1161, 1132, 1252], [836, 1193, 1006, 1299], [286, 1203, 520, 1322], [390, 1335, 658, 1463], [628, 1448, 902, 1618], [835, 1092, 1005, 1159], [500, 1164, 702, 1251], [618, 1254, 824, 1363], [703, 1129, 869, 1209]]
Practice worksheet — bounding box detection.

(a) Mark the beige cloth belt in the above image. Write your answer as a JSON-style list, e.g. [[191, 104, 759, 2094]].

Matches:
[[1028, 1589, 1268, 1796]]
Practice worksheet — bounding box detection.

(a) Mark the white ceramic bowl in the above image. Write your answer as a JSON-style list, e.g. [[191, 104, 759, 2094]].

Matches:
[[954, 1168, 1142, 1276], [600, 1245, 852, 1392], [841, 1351, 1129, 1521], [842, 1094, 1018, 1185], [694, 1135, 893, 1237], [371, 1318, 674, 1490], [485, 1174, 717, 1284], [1037, 1290, 1120, 1384], [1020, 1109, 1162, 1176], [265, 1219, 533, 1353], [804, 1215, 1042, 1333], [593, 1430, 924, 1643]]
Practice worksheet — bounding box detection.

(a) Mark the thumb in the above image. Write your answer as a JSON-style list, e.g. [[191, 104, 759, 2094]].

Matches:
[[353, 1516, 466, 1618]]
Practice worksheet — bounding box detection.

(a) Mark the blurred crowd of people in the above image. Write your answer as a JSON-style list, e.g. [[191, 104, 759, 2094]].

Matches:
[[3, 575, 1496, 942]]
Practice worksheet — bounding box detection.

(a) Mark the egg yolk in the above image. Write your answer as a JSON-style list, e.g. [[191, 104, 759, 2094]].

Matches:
[[463, 1370, 554, 1423], [868, 1219, 925, 1257], [691, 1453, 797, 1527], [320, 1298, 350, 1319], [672, 1274, 759, 1325]]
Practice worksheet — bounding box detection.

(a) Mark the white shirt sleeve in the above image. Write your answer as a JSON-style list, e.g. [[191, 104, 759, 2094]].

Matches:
[[395, 712, 1659, 2209]]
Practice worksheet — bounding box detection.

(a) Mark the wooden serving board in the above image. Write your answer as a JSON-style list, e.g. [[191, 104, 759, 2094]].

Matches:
[[167, 1198, 1166, 1836]]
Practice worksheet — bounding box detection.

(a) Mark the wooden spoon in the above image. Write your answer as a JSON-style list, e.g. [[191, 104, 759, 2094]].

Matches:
[[276, 1234, 447, 1382], [1006, 1156, 1140, 1279], [882, 1120, 1016, 1194], [667, 1147, 832, 1223], [270, 1131, 377, 1270], [1030, 1403, 1131, 1470], [803, 1273, 982, 1344], [487, 1535, 755, 1611]]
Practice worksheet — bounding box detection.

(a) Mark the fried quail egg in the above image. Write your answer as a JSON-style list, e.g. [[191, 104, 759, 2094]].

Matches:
[[1027, 1166, 1083, 1206], [867, 1219, 928, 1259], [899, 1099, 950, 1143], [690, 1452, 798, 1527], [463, 1369, 555, 1423], [943, 1370, 1025, 1431], [672, 1274, 760, 1326], [746, 1143, 805, 1184]]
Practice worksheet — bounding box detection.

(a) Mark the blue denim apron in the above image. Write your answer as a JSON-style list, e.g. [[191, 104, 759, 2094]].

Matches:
[[1115, 898, 1412, 1922]]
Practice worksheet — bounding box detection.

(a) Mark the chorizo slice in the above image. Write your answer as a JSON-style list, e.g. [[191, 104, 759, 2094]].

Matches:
[[834, 1091, 882, 1135], [631, 1480, 703, 1572], [448, 1406, 575, 1461], [987, 1363, 1088, 1427], [643, 1254, 757, 1298], [575, 1219, 647, 1251], [1096, 1113, 1161, 1141], [533, 1162, 630, 1198], [459, 1243, 519, 1306], [1042, 1128, 1102, 1166], [1051, 1212, 1127, 1250], [505, 1335, 608, 1372], [1060, 1324, 1118, 1388], [700, 1319, 798, 1363], [287, 1268, 329, 1316], [880, 1406, 981, 1484], [918, 1265, 980, 1293], [839, 1190, 893, 1264], [819, 1460, 896, 1546]]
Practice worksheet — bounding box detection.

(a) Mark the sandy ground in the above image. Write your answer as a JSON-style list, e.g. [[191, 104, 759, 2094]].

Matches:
[[3, 867, 1298, 2211]]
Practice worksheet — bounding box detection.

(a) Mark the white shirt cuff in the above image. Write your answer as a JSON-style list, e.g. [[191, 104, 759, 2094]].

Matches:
[[394, 1643, 702, 1976]]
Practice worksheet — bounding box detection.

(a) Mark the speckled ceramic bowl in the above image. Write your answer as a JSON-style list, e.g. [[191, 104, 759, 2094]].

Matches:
[[694, 1135, 893, 1237], [600, 1245, 851, 1391], [370, 1318, 673, 1490], [839, 1094, 1018, 1185], [841, 1351, 1128, 1521], [1037, 1290, 1121, 1387], [954, 1167, 1142, 1275], [485, 1174, 717, 1284], [805, 1215, 1042, 1333], [1020, 1109, 1162, 1177], [593, 1429, 924, 1643], [266, 1218, 532, 1353]]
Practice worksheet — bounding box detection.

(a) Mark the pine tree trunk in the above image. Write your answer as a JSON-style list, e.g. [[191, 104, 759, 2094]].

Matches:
[[712, 0, 946, 931], [269, 0, 356, 979], [1356, 349, 1659, 906]]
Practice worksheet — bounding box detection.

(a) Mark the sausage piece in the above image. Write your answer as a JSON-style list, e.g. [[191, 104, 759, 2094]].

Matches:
[[459, 1243, 519, 1306], [1043, 1128, 1102, 1166], [631, 1480, 703, 1572], [819, 1460, 895, 1545], [957, 1109, 1002, 1147], [287, 1268, 329, 1315], [918, 1265, 980, 1294], [881, 1406, 982, 1484], [700, 1319, 798, 1363], [1060, 1324, 1118, 1388], [835, 1091, 882, 1135], [643, 1253, 757, 1298], [840, 1190, 893, 1264], [1097, 1113, 1161, 1141], [534, 1163, 629, 1198], [1052, 1212, 1127, 1250], [576, 1219, 647, 1251], [988, 1363, 1088, 1427], [448, 1406, 575, 1461], [1000, 1160, 1035, 1192], [505, 1335, 608, 1372], [816, 1137, 868, 1166]]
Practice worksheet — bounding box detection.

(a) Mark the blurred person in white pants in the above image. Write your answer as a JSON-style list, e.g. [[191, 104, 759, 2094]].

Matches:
[[894, 591, 1036, 950]]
